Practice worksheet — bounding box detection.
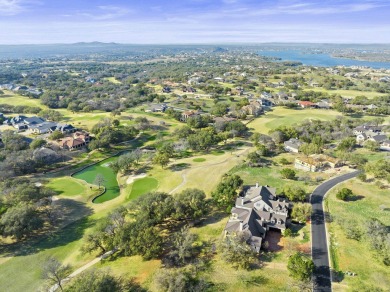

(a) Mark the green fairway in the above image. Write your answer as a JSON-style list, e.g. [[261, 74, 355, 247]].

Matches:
[[193, 158, 206, 162], [249, 107, 341, 134], [0, 91, 48, 109], [127, 177, 158, 201], [47, 178, 86, 197], [73, 157, 120, 203]]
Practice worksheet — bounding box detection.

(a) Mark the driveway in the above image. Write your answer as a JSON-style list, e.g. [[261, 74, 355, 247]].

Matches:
[[310, 171, 359, 292]]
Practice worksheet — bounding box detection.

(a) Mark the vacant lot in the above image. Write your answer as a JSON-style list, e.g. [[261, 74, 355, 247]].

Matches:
[[326, 179, 390, 291]]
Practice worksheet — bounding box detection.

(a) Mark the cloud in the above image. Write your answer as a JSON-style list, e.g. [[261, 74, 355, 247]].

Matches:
[[78, 5, 132, 20], [0, 0, 39, 16]]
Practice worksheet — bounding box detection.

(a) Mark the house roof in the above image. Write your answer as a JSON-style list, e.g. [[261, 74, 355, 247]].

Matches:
[[284, 138, 303, 149], [298, 101, 315, 106], [29, 121, 57, 131], [225, 184, 289, 251], [59, 137, 85, 148], [370, 135, 388, 142], [24, 116, 45, 125]]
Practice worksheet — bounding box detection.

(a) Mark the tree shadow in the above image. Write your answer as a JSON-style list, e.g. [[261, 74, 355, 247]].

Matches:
[[289, 223, 305, 235], [197, 211, 228, 227], [347, 195, 364, 202], [169, 163, 191, 171], [0, 200, 94, 257]]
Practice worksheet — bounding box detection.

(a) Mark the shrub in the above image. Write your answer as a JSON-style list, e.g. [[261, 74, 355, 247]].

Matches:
[[336, 188, 353, 201], [280, 168, 296, 180]]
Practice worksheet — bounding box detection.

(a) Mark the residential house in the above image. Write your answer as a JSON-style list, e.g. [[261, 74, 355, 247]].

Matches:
[[353, 125, 382, 135], [310, 81, 320, 87], [298, 101, 316, 108], [260, 92, 273, 99], [380, 140, 390, 151], [369, 134, 388, 144], [284, 138, 303, 153], [241, 101, 263, 117], [258, 98, 274, 107], [54, 123, 76, 134], [181, 110, 199, 122], [30, 121, 58, 134], [224, 184, 289, 252], [316, 100, 331, 109], [295, 154, 342, 172], [58, 131, 90, 151], [145, 104, 168, 113]]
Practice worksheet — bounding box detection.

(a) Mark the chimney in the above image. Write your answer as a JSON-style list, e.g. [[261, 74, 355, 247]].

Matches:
[[240, 197, 244, 206], [256, 182, 259, 188], [239, 221, 243, 231]]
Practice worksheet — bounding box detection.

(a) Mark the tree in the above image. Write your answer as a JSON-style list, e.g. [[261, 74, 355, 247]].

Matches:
[[220, 233, 258, 269], [49, 130, 64, 140], [117, 222, 163, 260], [82, 221, 114, 255], [154, 268, 209, 292], [287, 252, 314, 282], [0, 203, 44, 240], [337, 137, 356, 152], [165, 227, 198, 267], [41, 256, 71, 292], [363, 140, 379, 151], [30, 138, 47, 149], [336, 188, 353, 201], [153, 153, 170, 168], [280, 168, 296, 180], [173, 189, 208, 221], [66, 269, 142, 292], [282, 185, 306, 202], [291, 203, 312, 223], [93, 174, 106, 190], [212, 174, 243, 211]]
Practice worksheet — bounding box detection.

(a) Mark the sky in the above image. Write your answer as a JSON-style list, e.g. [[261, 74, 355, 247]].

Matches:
[[0, 0, 389, 44]]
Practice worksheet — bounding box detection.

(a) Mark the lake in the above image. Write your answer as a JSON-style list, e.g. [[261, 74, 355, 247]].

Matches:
[[259, 50, 390, 69]]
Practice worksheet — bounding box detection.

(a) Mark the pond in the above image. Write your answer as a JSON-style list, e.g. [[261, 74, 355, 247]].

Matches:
[[73, 157, 120, 203]]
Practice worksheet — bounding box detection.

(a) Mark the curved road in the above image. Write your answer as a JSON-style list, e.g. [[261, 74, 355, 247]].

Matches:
[[310, 171, 360, 292]]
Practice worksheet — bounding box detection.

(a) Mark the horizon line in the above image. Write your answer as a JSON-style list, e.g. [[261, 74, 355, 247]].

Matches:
[[1, 41, 390, 46]]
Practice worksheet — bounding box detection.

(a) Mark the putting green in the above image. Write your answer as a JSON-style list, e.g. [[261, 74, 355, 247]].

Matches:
[[73, 157, 119, 203], [47, 178, 85, 197], [127, 177, 158, 201]]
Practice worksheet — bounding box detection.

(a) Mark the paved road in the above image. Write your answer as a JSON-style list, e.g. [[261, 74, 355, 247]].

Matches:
[[310, 171, 360, 292]]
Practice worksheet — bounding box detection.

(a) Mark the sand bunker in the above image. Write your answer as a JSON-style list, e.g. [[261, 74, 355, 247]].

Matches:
[[126, 173, 147, 184]]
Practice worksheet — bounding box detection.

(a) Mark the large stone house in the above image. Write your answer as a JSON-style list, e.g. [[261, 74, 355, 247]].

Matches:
[[224, 184, 289, 252], [57, 131, 90, 151], [240, 101, 263, 117]]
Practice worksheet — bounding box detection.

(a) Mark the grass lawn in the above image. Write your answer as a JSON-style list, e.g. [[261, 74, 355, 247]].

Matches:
[[189, 212, 301, 291], [104, 77, 122, 84], [303, 87, 386, 99], [47, 177, 86, 197], [0, 90, 48, 109], [0, 217, 96, 292], [248, 107, 342, 134], [326, 179, 390, 291], [230, 162, 327, 194], [100, 255, 160, 288], [193, 158, 206, 162], [127, 177, 159, 201]]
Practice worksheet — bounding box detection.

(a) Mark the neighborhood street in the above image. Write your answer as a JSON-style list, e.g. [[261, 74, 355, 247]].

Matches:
[[310, 171, 360, 292]]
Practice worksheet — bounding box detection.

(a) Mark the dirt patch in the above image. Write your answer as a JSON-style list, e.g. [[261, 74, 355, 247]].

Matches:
[[264, 229, 283, 252]]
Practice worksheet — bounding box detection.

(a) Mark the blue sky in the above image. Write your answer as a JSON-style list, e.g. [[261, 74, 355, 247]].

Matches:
[[0, 0, 389, 44]]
